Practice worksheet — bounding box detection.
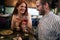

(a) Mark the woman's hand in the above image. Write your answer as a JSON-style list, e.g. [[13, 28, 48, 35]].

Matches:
[[21, 25, 28, 33], [16, 17, 21, 23], [15, 27, 20, 31]]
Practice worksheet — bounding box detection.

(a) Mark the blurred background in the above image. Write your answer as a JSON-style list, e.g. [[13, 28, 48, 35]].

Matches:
[[0, 0, 60, 15], [0, 0, 60, 26], [0, 0, 60, 40]]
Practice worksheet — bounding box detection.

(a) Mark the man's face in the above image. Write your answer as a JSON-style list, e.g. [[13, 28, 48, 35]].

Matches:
[[36, 0, 45, 15]]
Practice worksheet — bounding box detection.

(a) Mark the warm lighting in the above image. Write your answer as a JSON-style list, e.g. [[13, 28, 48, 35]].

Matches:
[[31, 2, 36, 7], [5, 0, 36, 7], [13, 1, 17, 6], [5, 0, 17, 6]]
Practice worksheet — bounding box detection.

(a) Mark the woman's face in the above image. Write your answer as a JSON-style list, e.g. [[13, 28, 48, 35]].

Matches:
[[17, 3, 26, 14]]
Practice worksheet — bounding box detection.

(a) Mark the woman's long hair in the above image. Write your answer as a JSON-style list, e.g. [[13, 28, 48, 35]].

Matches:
[[12, 0, 28, 16], [11, 0, 29, 32]]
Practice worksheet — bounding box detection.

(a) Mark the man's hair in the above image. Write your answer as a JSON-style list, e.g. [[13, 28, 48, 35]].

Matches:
[[39, 0, 58, 9], [40, 0, 52, 9]]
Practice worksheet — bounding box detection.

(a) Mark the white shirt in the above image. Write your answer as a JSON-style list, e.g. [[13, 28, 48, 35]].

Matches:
[[38, 11, 60, 40]]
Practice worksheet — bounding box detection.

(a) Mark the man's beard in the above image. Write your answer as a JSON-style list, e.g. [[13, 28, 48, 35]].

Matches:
[[39, 7, 45, 16]]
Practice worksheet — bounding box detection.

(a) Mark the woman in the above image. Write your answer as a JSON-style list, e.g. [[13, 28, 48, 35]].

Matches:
[[11, 0, 33, 40], [11, 0, 32, 30]]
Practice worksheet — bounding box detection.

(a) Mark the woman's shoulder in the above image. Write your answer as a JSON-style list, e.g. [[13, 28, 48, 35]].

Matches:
[[12, 15, 18, 19], [27, 13, 31, 18], [12, 14, 17, 17], [28, 13, 31, 16], [12, 15, 17, 21]]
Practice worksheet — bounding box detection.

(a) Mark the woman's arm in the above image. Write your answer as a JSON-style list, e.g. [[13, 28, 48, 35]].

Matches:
[[27, 14, 32, 29], [11, 15, 15, 29]]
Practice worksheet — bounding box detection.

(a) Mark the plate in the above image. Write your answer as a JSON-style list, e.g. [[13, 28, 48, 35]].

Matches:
[[0, 30, 13, 35]]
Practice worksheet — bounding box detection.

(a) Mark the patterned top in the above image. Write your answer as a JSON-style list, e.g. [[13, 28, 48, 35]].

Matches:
[[38, 11, 60, 40]]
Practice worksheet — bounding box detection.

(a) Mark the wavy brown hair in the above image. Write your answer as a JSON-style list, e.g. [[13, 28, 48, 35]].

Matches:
[[12, 0, 28, 16]]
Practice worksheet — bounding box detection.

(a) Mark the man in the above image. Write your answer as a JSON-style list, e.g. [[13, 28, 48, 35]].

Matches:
[[36, 0, 60, 40]]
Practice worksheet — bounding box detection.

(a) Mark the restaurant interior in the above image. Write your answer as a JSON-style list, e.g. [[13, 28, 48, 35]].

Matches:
[[0, 0, 60, 40]]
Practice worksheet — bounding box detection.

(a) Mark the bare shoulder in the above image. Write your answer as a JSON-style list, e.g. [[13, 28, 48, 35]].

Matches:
[[27, 13, 31, 18], [12, 15, 17, 21]]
